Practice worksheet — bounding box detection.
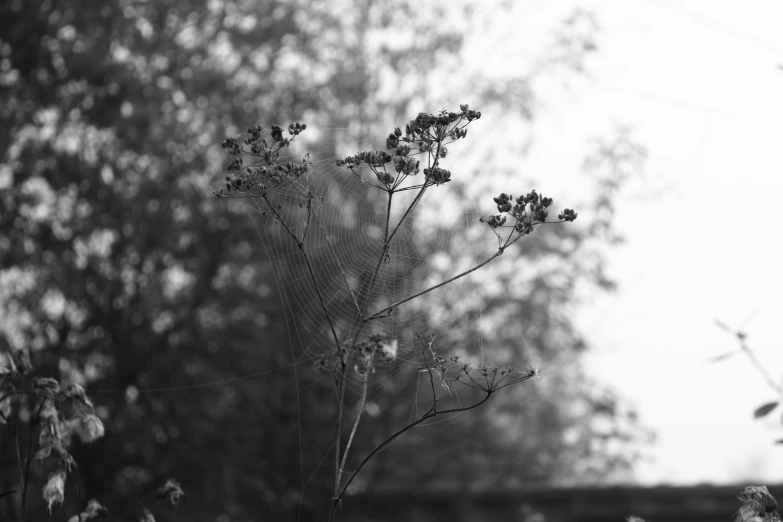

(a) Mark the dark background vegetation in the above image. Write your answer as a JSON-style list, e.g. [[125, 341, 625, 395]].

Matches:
[[0, 0, 653, 520]]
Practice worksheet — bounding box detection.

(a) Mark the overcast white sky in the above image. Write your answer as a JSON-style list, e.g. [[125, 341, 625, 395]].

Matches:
[[516, 0, 783, 486], [450, 0, 783, 486]]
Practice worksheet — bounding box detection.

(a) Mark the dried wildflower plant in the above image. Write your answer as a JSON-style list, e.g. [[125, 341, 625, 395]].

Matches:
[[0, 349, 178, 521], [622, 486, 781, 522], [0, 348, 105, 516], [735, 486, 781, 522], [214, 105, 577, 520], [66, 498, 109, 522], [154, 478, 185, 507]]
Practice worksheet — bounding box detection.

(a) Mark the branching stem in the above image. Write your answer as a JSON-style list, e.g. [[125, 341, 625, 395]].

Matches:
[[335, 392, 492, 501], [366, 221, 538, 320]]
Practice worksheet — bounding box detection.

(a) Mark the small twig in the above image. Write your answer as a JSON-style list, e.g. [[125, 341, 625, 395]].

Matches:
[[301, 193, 314, 244], [741, 341, 783, 398], [14, 412, 23, 500], [419, 337, 439, 412], [715, 319, 783, 400], [367, 249, 504, 321], [261, 195, 300, 243], [22, 398, 46, 520], [265, 192, 342, 357], [384, 169, 429, 247], [338, 374, 369, 479], [332, 366, 347, 497], [366, 221, 541, 321]]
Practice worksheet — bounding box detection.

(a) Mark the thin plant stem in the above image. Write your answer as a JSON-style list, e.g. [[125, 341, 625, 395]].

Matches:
[[329, 133, 451, 502], [256, 192, 351, 501], [367, 248, 504, 321], [300, 248, 342, 352], [741, 341, 783, 397], [358, 190, 396, 321], [335, 392, 493, 501], [332, 364, 347, 497], [14, 412, 23, 501], [338, 375, 368, 479], [384, 191, 393, 246], [21, 398, 46, 521], [261, 194, 300, 244], [261, 195, 343, 354], [384, 181, 427, 247], [420, 339, 439, 411], [328, 188, 398, 501], [300, 193, 314, 244], [365, 221, 543, 321]]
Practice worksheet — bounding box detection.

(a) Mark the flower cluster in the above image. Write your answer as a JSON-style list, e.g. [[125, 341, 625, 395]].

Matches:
[[215, 123, 309, 198], [336, 104, 481, 191], [481, 190, 577, 235], [453, 362, 540, 393], [336, 150, 393, 169], [558, 208, 578, 222], [393, 154, 419, 176], [403, 104, 481, 139], [314, 334, 398, 376], [423, 166, 451, 185], [411, 333, 537, 395], [36, 381, 106, 464]]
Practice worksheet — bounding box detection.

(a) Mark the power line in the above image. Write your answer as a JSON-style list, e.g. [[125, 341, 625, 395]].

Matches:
[[645, 0, 783, 58]]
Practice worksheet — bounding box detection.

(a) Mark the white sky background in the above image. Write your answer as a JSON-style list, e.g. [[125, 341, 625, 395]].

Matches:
[[453, 0, 783, 486]]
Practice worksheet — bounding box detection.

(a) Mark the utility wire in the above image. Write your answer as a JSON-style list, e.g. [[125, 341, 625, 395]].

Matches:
[[645, 0, 783, 59]]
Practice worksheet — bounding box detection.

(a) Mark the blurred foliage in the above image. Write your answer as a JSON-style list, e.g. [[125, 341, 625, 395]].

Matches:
[[0, 0, 652, 520]]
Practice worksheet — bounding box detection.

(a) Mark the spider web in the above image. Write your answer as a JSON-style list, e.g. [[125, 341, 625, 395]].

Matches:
[[82, 120, 538, 519], [215, 122, 539, 517]]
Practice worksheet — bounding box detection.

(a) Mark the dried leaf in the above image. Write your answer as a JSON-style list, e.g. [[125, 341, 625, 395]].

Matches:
[[42, 471, 66, 513], [709, 351, 738, 363], [754, 402, 779, 419], [154, 478, 184, 506]]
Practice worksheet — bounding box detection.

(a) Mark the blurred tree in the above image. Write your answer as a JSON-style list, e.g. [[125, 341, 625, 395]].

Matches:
[[299, 7, 655, 499], [0, 0, 652, 521], [0, 0, 377, 519]]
